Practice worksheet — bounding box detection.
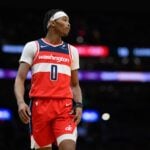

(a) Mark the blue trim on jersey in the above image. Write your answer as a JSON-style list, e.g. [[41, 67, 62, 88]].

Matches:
[[38, 39, 69, 54]]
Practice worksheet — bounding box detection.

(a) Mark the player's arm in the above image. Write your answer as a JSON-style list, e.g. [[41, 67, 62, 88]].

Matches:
[[71, 69, 83, 125], [14, 41, 37, 124], [14, 62, 30, 106], [70, 45, 83, 124], [71, 70, 82, 104], [14, 62, 31, 124], [14, 41, 36, 100]]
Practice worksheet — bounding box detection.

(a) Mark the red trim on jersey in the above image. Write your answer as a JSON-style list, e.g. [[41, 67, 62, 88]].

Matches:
[[32, 41, 40, 65], [68, 44, 72, 60]]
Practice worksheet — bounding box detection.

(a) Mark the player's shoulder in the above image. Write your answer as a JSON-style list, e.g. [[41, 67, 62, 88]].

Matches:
[[24, 40, 38, 48], [68, 43, 78, 51]]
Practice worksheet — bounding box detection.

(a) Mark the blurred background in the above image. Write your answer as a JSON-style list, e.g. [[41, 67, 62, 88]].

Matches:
[[0, 3, 150, 150]]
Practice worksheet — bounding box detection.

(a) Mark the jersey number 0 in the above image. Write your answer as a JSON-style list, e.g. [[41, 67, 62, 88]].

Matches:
[[51, 65, 58, 80]]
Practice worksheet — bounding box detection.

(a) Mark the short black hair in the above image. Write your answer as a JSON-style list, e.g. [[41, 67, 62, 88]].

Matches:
[[43, 9, 63, 35]]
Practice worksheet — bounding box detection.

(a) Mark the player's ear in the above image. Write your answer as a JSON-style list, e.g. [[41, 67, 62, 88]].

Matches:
[[50, 20, 55, 27], [47, 20, 55, 29]]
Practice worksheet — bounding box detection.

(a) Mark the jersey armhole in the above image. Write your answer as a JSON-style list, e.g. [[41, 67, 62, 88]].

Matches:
[[32, 41, 40, 65], [68, 44, 73, 62]]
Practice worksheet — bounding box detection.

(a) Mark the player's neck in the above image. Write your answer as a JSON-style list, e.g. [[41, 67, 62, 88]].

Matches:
[[44, 33, 62, 45]]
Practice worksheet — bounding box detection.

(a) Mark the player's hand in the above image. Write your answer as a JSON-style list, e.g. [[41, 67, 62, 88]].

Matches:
[[18, 102, 31, 124], [73, 107, 82, 125]]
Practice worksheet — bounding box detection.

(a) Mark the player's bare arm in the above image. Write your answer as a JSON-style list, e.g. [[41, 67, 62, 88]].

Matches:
[[71, 69, 83, 125], [14, 62, 31, 124]]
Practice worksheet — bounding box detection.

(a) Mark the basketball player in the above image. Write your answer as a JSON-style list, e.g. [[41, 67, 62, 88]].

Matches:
[[14, 9, 83, 150]]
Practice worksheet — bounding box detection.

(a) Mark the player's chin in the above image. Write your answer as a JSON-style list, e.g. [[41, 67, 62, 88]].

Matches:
[[63, 33, 69, 37], [63, 31, 70, 36]]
